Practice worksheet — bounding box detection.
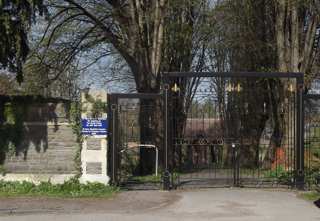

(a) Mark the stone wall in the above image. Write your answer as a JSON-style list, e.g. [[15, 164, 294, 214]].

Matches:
[[0, 100, 78, 183], [4, 123, 77, 174]]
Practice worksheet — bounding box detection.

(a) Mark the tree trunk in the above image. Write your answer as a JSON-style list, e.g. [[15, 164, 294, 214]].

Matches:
[[274, 0, 319, 171], [138, 98, 163, 175], [169, 91, 187, 170]]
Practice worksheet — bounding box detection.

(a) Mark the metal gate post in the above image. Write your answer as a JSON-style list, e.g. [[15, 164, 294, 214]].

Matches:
[[232, 143, 240, 187], [232, 143, 236, 186], [107, 94, 119, 186], [163, 84, 171, 190], [296, 76, 305, 189], [111, 104, 117, 184]]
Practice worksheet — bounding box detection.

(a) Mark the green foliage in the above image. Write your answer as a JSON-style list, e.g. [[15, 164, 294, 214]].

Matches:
[[265, 166, 293, 184], [0, 178, 119, 198], [0, 0, 46, 83], [70, 102, 83, 177], [306, 127, 320, 166], [91, 100, 107, 118], [120, 149, 140, 178], [70, 102, 82, 140], [190, 98, 217, 118], [305, 168, 320, 188], [300, 191, 320, 201], [84, 94, 107, 118]]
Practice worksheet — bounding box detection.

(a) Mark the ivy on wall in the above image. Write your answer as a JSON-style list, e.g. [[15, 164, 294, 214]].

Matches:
[[70, 102, 83, 177], [92, 99, 107, 118]]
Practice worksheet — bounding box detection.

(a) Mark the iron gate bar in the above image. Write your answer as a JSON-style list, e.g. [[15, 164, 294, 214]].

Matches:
[[162, 71, 303, 78], [107, 94, 119, 185], [296, 76, 305, 189], [163, 87, 169, 170], [304, 94, 320, 99], [110, 93, 163, 99]]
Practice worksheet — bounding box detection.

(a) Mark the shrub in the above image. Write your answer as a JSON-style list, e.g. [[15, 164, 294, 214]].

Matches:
[[0, 178, 119, 198]]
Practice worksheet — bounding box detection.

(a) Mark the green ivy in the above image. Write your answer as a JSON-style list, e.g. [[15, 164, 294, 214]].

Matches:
[[70, 102, 83, 177], [91, 99, 107, 118]]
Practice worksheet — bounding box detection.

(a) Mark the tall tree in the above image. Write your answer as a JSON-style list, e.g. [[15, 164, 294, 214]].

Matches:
[[44, 0, 165, 93], [0, 0, 46, 83], [274, 0, 320, 145], [40, 0, 212, 174], [275, 0, 320, 76]]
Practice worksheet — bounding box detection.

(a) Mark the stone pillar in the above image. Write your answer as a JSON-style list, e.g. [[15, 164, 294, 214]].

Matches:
[[80, 90, 109, 184]]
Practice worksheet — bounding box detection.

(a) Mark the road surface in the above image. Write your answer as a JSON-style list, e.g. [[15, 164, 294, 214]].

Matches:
[[0, 188, 319, 221]]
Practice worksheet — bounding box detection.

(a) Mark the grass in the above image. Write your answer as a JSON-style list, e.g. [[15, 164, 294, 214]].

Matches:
[[300, 191, 320, 201], [129, 174, 162, 183], [126, 171, 181, 183], [0, 178, 119, 198]]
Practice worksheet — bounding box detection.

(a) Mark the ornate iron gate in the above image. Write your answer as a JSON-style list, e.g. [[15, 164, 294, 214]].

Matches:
[[108, 72, 305, 190], [163, 72, 304, 188]]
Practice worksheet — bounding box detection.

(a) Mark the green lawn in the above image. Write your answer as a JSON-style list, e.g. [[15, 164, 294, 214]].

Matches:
[[0, 179, 119, 198]]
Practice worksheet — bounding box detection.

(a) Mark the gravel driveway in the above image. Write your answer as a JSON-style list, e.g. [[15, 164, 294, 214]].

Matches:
[[0, 188, 319, 221]]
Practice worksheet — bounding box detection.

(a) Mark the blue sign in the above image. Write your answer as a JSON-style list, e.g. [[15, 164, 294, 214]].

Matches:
[[82, 118, 108, 136]]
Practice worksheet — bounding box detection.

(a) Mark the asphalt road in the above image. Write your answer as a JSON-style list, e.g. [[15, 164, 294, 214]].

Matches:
[[0, 188, 319, 221]]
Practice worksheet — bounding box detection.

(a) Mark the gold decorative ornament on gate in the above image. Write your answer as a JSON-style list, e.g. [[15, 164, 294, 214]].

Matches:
[[172, 83, 180, 92]]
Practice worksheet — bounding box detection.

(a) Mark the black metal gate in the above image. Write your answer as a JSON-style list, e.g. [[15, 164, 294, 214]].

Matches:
[[108, 72, 305, 190], [108, 93, 164, 189], [163, 72, 304, 188], [304, 93, 320, 189]]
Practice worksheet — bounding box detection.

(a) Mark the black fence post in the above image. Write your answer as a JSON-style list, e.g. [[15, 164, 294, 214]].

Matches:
[[232, 143, 236, 187], [163, 84, 171, 190], [108, 95, 119, 186], [296, 76, 305, 189], [232, 143, 240, 187]]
